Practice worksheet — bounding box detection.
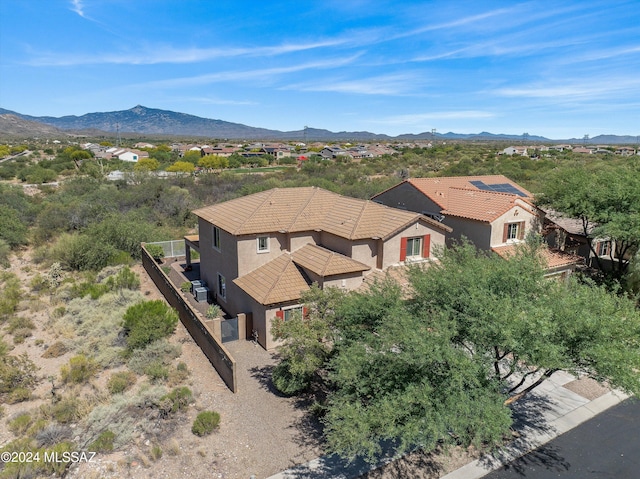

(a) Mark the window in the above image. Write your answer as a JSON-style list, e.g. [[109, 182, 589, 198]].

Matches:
[[257, 235, 269, 253], [400, 234, 430, 262], [503, 221, 525, 242], [596, 241, 612, 257], [406, 237, 423, 258], [217, 273, 226, 300], [212, 226, 221, 250], [284, 307, 303, 321]]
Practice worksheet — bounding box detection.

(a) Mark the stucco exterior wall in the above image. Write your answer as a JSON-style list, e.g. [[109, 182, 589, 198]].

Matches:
[[236, 233, 286, 276], [445, 216, 492, 250], [319, 231, 352, 257], [374, 182, 443, 216], [350, 240, 378, 268], [289, 231, 320, 252], [381, 220, 446, 269], [323, 272, 366, 290], [490, 206, 540, 247]]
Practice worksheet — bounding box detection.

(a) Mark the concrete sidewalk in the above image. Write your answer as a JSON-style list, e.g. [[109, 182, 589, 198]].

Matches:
[[267, 371, 629, 479]]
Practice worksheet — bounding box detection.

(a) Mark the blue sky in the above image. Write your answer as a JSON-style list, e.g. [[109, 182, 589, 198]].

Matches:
[[1, 0, 639, 138]]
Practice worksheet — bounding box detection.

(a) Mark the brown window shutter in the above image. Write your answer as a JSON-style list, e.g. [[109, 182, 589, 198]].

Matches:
[[503, 223, 509, 242], [302, 307, 308, 318], [422, 234, 431, 258], [517, 221, 525, 240], [275, 310, 284, 320], [400, 237, 408, 261]]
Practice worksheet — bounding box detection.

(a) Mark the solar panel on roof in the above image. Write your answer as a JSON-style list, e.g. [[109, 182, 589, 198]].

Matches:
[[468, 180, 527, 197]]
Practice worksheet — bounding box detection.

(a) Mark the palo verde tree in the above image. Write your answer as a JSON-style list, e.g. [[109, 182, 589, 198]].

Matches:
[[272, 242, 640, 462], [537, 164, 640, 281]]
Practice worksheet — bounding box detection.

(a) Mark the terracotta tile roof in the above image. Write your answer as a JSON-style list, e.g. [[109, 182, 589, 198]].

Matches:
[[193, 187, 450, 239], [401, 175, 533, 209], [233, 253, 310, 305], [491, 244, 584, 269], [291, 244, 370, 276], [441, 187, 528, 223]]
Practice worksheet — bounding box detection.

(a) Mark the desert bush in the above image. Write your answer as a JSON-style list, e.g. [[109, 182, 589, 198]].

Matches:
[[107, 371, 137, 395], [127, 339, 181, 375], [7, 316, 35, 334], [191, 410, 220, 437], [150, 444, 163, 460], [7, 387, 31, 404], [145, 362, 169, 383], [36, 424, 72, 447], [180, 281, 192, 293], [206, 304, 222, 319], [60, 354, 98, 384], [160, 386, 192, 415], [167, 362, 190, 386], [30, 273, 50, 292], [0, 239, 10, 267], [42, 341, 67, 358], [0, 353, 39, 399], [145, 244, 165, 262], [49, 395, 86, 424], [52, 289, 144, 367], [122, 300, 178, 351], [11, 328, 33, 344], [51, 306, 66, 318], [0, 272, 21, 320], [8, 412, 33, 435], [89, 429, 115, 452]]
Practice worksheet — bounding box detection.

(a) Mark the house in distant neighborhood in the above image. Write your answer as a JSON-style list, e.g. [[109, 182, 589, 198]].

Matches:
[[372, 176, 582, 277], [320, 146, 350, 159], [188, 187, 451, 349], [501, 146, 529, 156], [543, 210, 617, 270], [615, 147, 636, 156]]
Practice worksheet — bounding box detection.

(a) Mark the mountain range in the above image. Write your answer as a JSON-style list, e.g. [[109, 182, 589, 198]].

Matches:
[[0, 105, 637, 144]]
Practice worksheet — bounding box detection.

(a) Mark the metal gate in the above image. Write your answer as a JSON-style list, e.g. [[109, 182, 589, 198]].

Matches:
[[221, 317, 239, 343]]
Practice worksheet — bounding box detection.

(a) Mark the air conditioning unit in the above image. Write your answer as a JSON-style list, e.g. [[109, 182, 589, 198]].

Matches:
[[194, 287, 210, 303], [190, 280, 204, 294]]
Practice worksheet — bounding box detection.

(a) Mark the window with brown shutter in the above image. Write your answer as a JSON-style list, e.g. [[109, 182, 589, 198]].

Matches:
[[400, 237, 408, 261], [422, 234, 431, 258]]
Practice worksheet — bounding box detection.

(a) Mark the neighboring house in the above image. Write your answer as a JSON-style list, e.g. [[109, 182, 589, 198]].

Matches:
[[501, 146, 529, 156], [320, 146, 350, 159], [543, 210, 616, 269], [190, 187, 451, 350], [372, 176, 582, 275]]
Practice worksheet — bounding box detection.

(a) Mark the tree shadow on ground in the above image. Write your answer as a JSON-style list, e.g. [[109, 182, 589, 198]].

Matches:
[[480, 391, 560, 470], [492, 444, 570, 476]]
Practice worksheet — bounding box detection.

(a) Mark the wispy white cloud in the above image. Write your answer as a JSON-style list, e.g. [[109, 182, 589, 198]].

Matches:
[[26, 38, 349, 67], [372, 111, 495, 126], [70, 0, 86, 18], [138, 55, 362, 89], [285, 73, 421, 95], [494, 77, 640, 101], [179, 96, 258, 106]]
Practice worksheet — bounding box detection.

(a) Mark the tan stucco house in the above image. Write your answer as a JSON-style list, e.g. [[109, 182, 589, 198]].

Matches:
[[191, 186, 451, 350], [372, 176, 582, 276]]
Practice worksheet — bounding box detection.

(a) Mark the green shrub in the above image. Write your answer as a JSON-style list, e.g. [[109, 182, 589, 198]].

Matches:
[[50, 396, 84, 424], [8, 412, 33, 435], [0, 353, 39, 398], [7, 387, 31, 404], [191, 411, 220, 436], [107, 371, 137, 395], [60, 355, 97, 384], [145, 362, 169, 382], [122, 300, 178, 351], [11, 327, 33, 344], [0, 272, 21, 320], [150, 444, 163, 460], [180, 281, 192, 293], [7, 316, 35, 334], [42, 341, 67, 358], [160, 386, 192, 414], [89, 430, 115, 452], [145, 244, 165, 262], [127, 339, 181, 374], [206, 304, 222, 319]]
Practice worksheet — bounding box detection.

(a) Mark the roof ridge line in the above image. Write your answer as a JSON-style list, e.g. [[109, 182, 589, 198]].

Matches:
[[232, 188, 279, 235], [347, 197, 371, 240], [263, 252, 292, 302], [293, 186, 324, 229]]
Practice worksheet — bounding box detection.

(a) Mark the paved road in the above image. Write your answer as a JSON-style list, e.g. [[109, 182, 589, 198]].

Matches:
[[482, 398, 640, 479]]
